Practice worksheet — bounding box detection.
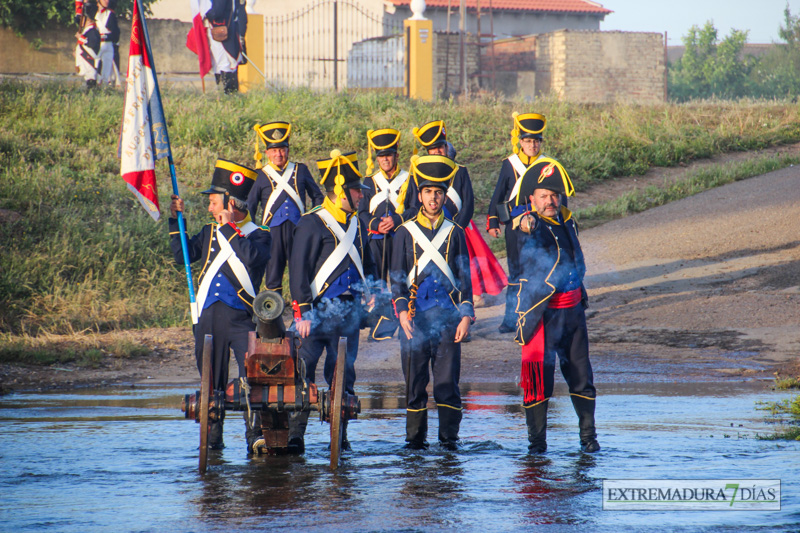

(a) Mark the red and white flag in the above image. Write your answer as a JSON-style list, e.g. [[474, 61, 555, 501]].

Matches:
[[186, 0, 212, 78], [119, 0, 170, 221]]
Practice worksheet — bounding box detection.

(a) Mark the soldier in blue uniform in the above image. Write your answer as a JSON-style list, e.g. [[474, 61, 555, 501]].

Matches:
[[512, 158, 599, 454], [169, 159, 271, 451], [391, 155, 474, 451], [288, 150, 377, 453], [359, 128, 415, 340], [487, 112, 548, 334], [247, 121, 324, 296], [359, 128, 415, 282]]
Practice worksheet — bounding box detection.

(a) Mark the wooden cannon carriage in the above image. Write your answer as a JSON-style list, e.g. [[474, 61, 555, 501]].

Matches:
[[181, 291, 361, 473]]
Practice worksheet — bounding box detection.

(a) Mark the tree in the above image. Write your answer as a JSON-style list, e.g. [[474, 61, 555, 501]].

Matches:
[[668, 21, 751, 101], [746, 3, 800, 98], [778, 2, 800, 49], [0, 0, 155, 34]]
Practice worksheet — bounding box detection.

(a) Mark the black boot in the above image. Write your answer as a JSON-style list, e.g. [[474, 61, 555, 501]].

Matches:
[[404, 409, 429, 450], [245, 411, 266, 455], [571, 395, 600, 453], [525, 400, 548, 454], [208, 419, 225, 450], [340, 420, 351, 452], [222, 71, 239, 94], [287, 410, 309, 454], [438, 406, 462, 451]]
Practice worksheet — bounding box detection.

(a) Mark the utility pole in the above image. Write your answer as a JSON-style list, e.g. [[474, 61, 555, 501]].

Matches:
[[459, 0, 466, 97]]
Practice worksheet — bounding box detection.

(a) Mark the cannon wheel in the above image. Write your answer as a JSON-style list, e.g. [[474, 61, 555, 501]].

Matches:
[[329, 337, 347, 470], [199, 334, 213, 475]]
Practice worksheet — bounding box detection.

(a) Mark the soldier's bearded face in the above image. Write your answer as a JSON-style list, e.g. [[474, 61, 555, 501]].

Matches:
[[531, 189, 560, 218], [266, 147, 289, 168], [419, 186, 445, 216], [377, 154, 397, 173]]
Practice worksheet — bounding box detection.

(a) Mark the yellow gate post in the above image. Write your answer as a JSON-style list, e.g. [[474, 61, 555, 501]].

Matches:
[[404, 3, 433, 101], [238, 13, 264, 93]]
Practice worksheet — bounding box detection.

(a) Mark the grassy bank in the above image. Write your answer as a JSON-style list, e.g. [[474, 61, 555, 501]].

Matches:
[[2, 81, 800, 344]]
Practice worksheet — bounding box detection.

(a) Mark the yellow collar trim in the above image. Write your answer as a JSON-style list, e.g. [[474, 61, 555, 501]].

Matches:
[[416, 210, 445, 230], [268, 161, 287, 171], [213, 212, 252, 228], [323, 196, 349, 224], [236, 213, 253, 228]]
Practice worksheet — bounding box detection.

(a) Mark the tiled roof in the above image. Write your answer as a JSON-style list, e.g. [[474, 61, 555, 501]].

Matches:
[[388, 0, 612, 15]]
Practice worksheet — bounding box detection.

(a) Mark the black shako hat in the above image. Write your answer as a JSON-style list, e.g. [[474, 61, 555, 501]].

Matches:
[[202, 159, 258, 202], [513, 112, 546, 141], [368, 128, 400, 156], [254, 121, 291, 149], [410, 154, 457, 191], [517, 157, 575, 202], [413, 120, 447, 151], [317, 150, 369, 194]]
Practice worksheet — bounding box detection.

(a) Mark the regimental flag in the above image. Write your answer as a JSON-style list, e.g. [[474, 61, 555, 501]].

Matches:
[[186, 0, 212, 78], [119, 0, 171, 221]]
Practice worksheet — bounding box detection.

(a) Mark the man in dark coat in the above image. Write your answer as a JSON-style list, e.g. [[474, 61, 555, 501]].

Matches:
[[75, 1, 100, 90], [169, 159, 271, 451], [358, 128, 415, 341], [512, 158, 598, 454], [391, 154, 474, 451], [288, 150, 377, 453], [359, 128, 415, 282], [487, 112, 548, 333], [205, 0, 243, 93], [247, 121, 324, 296]]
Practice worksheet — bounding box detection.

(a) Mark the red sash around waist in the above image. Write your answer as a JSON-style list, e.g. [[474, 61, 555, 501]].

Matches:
[[548, 288, 582, 309]]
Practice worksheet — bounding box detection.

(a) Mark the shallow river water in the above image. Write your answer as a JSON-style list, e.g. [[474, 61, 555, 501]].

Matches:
[[1, 381, 798, 532]]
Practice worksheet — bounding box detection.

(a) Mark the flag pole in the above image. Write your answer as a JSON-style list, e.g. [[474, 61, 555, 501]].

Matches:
[[137, 0, 199, 324]]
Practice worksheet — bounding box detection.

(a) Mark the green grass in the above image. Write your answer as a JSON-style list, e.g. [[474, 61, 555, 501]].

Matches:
[[3, 81, 800, 339], [0, 333, 150, 367], [773, 372, 800, 390], [756, 378, 800, 441]]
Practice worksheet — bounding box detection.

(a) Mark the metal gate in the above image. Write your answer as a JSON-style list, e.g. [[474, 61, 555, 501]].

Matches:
[[263, 0, 403, 90]]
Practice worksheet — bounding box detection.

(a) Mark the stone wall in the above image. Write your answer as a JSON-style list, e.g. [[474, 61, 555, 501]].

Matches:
[[536, 30, 666, 103], [433, 32, 480, 99], [480, 30, 665, 103], [0, 19, 199, 75]]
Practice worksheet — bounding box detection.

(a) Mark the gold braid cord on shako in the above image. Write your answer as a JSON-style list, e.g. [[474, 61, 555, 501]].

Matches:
[[516, 157, 574, 204], [317, 150, 364, 208], [511, 112, 546, 155], [409, 154, 458, 190], [252, 121, 292, 169], [411, 120, 446, 156], [366, 128, 401, 176]]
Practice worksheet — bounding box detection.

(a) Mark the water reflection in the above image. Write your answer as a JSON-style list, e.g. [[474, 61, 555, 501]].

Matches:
[[0, 382, 798, 532]]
